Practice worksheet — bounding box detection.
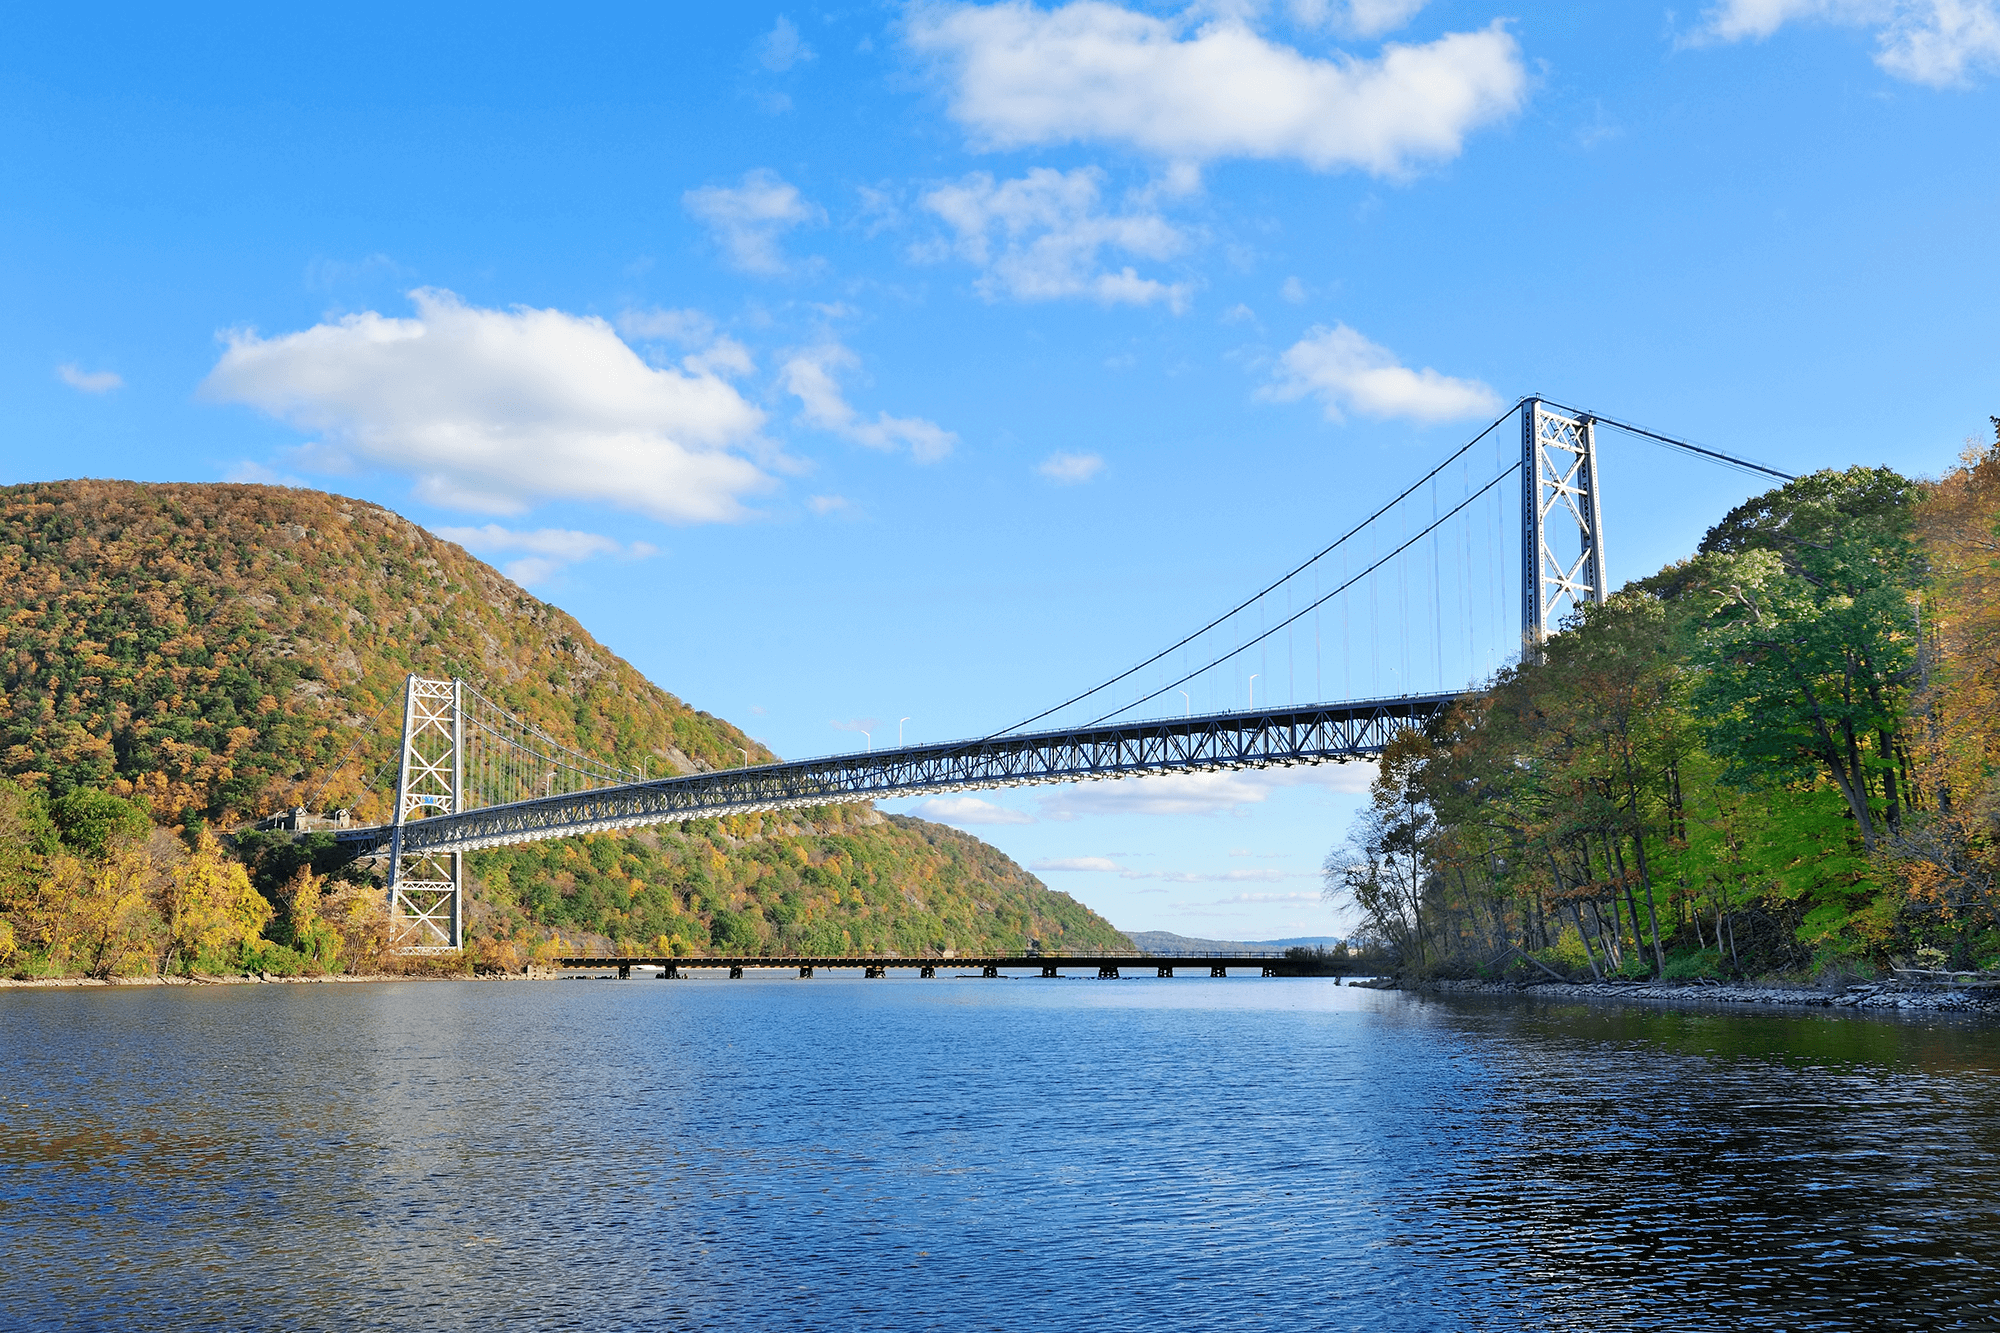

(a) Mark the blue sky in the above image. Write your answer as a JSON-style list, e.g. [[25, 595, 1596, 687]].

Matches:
[[5, 1, 1997, 939]]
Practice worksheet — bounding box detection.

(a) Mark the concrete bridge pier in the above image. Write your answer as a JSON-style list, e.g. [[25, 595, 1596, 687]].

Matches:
[[919, 965, 936, 978], [798, 965, 814, 978], [865, 964, 887, 978], [729, 965, 744, 979], [1156, 965, 1174, 978], [1039, 964, 1058, 978], [1210, 965, 1228, 978], [1098, 964, 1120, 979], [981, 964, 1000, 978]]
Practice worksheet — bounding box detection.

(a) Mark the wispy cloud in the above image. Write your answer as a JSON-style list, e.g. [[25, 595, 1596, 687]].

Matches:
[[1030, 855, 1126, 871], [1038, 763, 1373, 819], [919, 167, 1191, 309], [1038, 451, 1105, 483], [434, 523, 658, 586], [1260, 322, 1499, 423], [1690, 0, 2000, 86], [1029, 854, 1315, 886], [919, 796, 1035, 825], [57, 363, 122, 393], [755, 15, 816, 71], [780, 343, 958, 461], [684, 169, 824, 273], [1172, 890, 1322, 905], [1289, 0, 1431, 39], [830, 717, 881, 745]]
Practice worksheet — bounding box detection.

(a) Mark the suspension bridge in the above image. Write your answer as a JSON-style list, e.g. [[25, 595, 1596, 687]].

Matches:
[[303, 398, 1789, 954]]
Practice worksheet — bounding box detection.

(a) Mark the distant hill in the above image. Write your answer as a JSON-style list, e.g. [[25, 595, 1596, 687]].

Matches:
[[1123, 930, 1347, 956], [0, 479, 1130, 957]]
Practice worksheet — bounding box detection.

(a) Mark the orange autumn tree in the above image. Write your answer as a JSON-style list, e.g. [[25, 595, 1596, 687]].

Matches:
[[1903, 427, 2000, 930]]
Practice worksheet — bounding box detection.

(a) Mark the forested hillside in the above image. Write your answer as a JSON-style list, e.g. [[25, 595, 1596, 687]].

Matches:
[[1336, 430, 2000, 981], [0, 479, 770, 822], [0, 480, 1127, 976]]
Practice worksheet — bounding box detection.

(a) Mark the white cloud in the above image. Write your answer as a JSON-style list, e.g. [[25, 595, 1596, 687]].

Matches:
[[756, 15, 817, 70], [905, 3, 1527, 175], [920, 796, 1037, 825], [1694, 0, 2000, 85], [1261, 322, 1499, 423], [1290, 0, 1430, 38], [1038, 451, 1105, 483], [1038, 762, 1373, 819], [433, 523, 658, 586], [921, 167, 1192, 309], [780, 343, 958, 461], [201, 288, 772, 524], [1280, 276, 1308, 303], [808, 494, 851, 514], [683, 169, 824, 273], [57, 363, 122, 393], [617, 306, 716, 343], [1185, 889, 1320, 902], [1031, 855, 1125, 871], [224, 460, 306, 486], [616, 307, 755, 378]]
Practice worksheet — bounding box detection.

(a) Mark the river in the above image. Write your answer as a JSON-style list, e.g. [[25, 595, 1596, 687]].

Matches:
[[3, 977, 1995, 1330]]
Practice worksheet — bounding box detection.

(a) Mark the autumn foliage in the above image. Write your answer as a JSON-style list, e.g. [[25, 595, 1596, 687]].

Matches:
[[0, 479, 1127, 977], [1333, 436, 2000, 981]]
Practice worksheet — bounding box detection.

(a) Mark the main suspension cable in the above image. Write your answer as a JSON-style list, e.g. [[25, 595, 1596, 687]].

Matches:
[[984, 396, 1530, 739], [1082, 462, 1520, 727]]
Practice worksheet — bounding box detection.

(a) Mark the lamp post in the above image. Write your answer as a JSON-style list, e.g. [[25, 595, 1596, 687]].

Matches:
[[899, 717, 910, 746], [1178, 690, 1190, 718], [1247, 674, 1259, 709]]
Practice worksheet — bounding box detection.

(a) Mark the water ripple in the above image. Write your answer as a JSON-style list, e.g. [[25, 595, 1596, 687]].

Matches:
[[2, 980, 1995, 1330]]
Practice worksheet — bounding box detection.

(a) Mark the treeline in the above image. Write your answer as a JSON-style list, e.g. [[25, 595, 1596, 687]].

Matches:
[[2, 796, 1129, 979], [466, 809, 1129, 965], [0, 781, 391, 979], [1332, 434, 2000, 982]]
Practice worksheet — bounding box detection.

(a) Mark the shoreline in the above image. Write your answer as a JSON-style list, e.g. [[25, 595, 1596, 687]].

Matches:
[[1410, 976, 2000, 1015], [0, 970, 556, 989]]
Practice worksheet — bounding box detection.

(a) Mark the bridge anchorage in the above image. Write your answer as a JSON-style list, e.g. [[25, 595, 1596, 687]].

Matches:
[[326, 396, 1786, 954]]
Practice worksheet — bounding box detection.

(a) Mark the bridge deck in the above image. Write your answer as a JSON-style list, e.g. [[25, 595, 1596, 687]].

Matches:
[[557, 954, 1361, 978], [339, 693, 1452, 856]]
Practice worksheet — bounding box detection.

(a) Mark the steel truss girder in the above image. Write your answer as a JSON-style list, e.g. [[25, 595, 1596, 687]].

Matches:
[[338, 692, 1456, 857], [1521, 398, 1608, 648]]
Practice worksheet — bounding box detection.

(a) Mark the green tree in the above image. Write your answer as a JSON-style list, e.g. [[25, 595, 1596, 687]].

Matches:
[[1687, 467, 1921, 852]]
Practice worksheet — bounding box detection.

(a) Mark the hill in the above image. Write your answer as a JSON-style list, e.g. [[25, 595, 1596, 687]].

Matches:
[[1123, 930, 1348, 956], [0, 479, 1129, 960]]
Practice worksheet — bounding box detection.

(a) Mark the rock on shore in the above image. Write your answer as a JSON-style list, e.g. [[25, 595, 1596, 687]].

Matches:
[[1418, 977, 2000, 1013]]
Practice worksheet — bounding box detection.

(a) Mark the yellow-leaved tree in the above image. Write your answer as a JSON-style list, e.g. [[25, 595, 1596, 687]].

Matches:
[[156, 828, 272, 976]]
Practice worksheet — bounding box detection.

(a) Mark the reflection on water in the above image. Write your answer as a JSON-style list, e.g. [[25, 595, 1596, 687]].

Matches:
[[2, 980, 1995, 1330]]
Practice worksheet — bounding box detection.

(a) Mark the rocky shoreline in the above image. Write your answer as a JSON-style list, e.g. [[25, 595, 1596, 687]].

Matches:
[[1416, 976, 2000, 1014]]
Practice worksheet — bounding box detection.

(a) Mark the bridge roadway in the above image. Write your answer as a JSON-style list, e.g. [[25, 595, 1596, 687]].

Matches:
[[337, 692, 1455, 856], [559, 954, 1343, 979]]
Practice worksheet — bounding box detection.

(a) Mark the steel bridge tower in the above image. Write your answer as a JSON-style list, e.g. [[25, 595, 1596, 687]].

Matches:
[[387, 675, 464, 952], [1521, 398, 1609, 648]]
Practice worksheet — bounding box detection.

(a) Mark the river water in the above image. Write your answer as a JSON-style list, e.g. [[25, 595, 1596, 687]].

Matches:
[[3, 976, 1996, 1331]]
